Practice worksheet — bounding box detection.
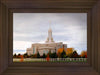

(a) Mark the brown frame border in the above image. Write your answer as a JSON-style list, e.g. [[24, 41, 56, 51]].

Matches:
[[0, 0, 100, 74]]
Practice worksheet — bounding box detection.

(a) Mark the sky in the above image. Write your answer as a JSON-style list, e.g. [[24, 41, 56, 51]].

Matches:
[[13, 13, 87, 55]]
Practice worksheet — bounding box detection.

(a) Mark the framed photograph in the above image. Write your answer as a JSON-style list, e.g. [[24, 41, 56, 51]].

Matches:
[[13, 13, 87, 62]]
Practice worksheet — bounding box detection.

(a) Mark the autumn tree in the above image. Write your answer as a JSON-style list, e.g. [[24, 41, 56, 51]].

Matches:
[[66, 48, 74, 57], [32, 54, 37, 58], [70, 51, 79, 58], [57, 47, 65, 58], [81, 51, 87, 58], [57, 52, 61, 58], [30, 54, 34, 58]]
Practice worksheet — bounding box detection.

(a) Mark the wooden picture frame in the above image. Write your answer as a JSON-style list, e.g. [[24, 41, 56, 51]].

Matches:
[[0, 0, 100, 74]]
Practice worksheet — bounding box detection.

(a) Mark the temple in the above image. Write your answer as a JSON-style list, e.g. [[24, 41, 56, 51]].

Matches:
[[26, 27, 67, 56]]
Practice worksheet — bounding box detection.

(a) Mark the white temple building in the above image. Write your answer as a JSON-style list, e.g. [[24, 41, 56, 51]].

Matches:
[[26, 27, 67, 56]]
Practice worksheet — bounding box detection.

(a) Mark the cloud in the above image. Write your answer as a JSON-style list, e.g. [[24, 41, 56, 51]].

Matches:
[[13, 41, 33, 50]]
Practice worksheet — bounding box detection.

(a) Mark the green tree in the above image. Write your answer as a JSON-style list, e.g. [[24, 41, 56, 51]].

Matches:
[[42, 53, 46, 58], [32, 54, 37, 58], [23, 53, 28, 58], [51, 52, 58, 58], [48, 50, 52, 58], [17, 53, 21, 58], [37, 52, 40, 58], [13, 53, 16, 58], [30, 54, 34, 58], [61, 50, 66, 58], [54, 52, 58, 58]]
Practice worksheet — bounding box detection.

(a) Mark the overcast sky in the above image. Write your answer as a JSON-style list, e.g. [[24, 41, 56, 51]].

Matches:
[[13, 13, 87, 54]]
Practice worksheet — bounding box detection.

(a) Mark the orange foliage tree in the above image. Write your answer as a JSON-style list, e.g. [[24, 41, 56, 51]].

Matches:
[[66, 48, 74, 57], [57, 47, 66, 58], [57, 48, 64, 53], [57, 48, 64, 58], [81, 51, 87, 58], [57, 48, 74, 58]]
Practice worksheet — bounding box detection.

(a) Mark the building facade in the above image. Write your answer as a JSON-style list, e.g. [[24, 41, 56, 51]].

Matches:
[[26, 27, 67, 56]]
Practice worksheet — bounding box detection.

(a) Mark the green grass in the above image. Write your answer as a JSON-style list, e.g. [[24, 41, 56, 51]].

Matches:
[[13, 60, 87, 63], [13, 60, 87, 62], [13, 58, 87, 63]]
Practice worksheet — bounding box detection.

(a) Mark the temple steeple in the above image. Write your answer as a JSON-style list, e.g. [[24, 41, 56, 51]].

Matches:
[[45, 26, 54, 43]]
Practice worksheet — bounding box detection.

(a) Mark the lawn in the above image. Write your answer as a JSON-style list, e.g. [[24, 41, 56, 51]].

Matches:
[[13, 58, 87, 62]]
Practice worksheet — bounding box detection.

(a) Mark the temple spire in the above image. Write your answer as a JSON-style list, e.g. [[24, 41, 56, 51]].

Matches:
[[45, 24, 54, 43]]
